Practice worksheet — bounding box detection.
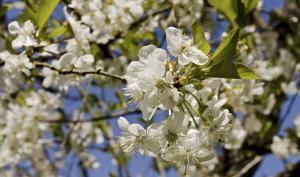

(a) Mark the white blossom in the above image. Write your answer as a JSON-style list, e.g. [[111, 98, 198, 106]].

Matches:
[[125, 45, 180, 112], [118, 117, 160, 156], [166, 27, 209, 66], [271, 136, 298, 159], [8, 20, 38, 49], [224, 119, 247, 150], [0, 51, 33, 76]]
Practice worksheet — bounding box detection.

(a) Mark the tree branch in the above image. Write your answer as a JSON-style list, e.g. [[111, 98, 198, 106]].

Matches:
[[233, 156, 262, 177], [41, 109, 142, 124], [33, 61, 126, 82]]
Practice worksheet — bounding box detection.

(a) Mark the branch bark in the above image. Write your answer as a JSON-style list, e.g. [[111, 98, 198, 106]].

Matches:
[[33, 61, 126, 82], [41, 109, 142, 124]]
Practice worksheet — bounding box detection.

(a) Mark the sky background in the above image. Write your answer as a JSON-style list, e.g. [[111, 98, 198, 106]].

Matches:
[[2, 0, 300, 176]]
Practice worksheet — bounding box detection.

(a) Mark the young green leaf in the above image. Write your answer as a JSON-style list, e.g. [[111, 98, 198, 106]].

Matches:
[[208, 0, 258, 27], [191, 21, 211, 55], [48, 26, 67, 38], [206, 62, 260, 79], [208, 0, 238, 25], [242, 0, 259, 14], [208, 28, 239, 67], [36, 0, 60, 32]]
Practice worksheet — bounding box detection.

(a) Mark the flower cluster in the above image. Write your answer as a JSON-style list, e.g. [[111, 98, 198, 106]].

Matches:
[[0, 90, 61, 167], [67, 0, 144, 44], [65, 0, 206, 44], [118, 27, 233, 169]]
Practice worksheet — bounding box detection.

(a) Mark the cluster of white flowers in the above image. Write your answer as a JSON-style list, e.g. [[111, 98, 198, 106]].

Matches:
[[67, 0, 144, 44], [271, 136, 299, 159], [8, 20, 38, 49], [68, 112, 104, 169], [41, 38, 97, 90], [0, 20, 101, 91], [270, 115, 300, 159], [224, 119, 247, 150], [167, 0, 204, 26], [118, 27, 232, 169], [65, 0, 206, 44], [0, 51, 33, 93], [0, 90, 61, 167]]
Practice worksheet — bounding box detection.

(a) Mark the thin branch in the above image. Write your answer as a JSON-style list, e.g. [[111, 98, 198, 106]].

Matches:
[[33, 61, 126, 82], [41, 109, 142, 124], [233, 156, 262, 177]]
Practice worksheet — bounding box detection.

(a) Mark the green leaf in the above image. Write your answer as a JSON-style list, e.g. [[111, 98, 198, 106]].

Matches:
[[208, 0, 258, 27], [206, 62, 260, 79], [208, 28, 239, 67], [242, 0, 259, 14], [208, 0, 238, 25], [36, 0, 60, 32], [189, 28, 240, 80], [48, 26, 67, 38], [191, 21, 211, 55]]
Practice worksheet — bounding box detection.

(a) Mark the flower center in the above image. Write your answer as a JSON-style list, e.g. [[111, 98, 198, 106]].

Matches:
[[155, 79, 169, 92], [165, 131, 179, 146]]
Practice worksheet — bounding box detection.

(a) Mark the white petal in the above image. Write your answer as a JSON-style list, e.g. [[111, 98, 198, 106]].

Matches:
[[166, 111, 186, 133], [215, 98, 227, 109], [44, 43, 59, 54], [138, 45, 157, 62], [8, 21, 21, 35], [24, 36, 37, 47], [126, 61, 144, 79], [184, 46, 209, 65], [12, 36, 25, 49], [128, 124, 146, 136], [166, 27, 182, 57], [74, 54, 94, 69], [160, 88, 179, 109], [150, 48, 168, 63], [58, 53, 76, 69], [195, 149, 214, 162], [23, 20, 35, 34], [118, 117, 130, 131], [178, 54, 190, 66]]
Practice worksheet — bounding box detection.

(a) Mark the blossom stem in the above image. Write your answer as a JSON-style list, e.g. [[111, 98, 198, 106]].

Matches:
[[183, 88, 206, 111], [183, 101, 199, 129], [145, 106, 158, 127]]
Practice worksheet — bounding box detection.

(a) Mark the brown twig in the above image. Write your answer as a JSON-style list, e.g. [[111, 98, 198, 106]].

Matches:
[[33, 61, 126, 82], [41, 109, 142, 124]]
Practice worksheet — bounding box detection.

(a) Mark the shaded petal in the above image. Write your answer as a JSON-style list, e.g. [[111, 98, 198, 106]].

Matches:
[[184, 46, 209, 65], [12, 36, 25, 49], [178, 54, 190, 66], [8, 21, 21, 35], [58, 53, 76, 69], [166, 27, 182, 57], [138, 45, 156, 63], [23, 20, 35, 34], [128, 124, 146, 136], [150, 48, 168, 63], [118, 117, 130, 131]]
